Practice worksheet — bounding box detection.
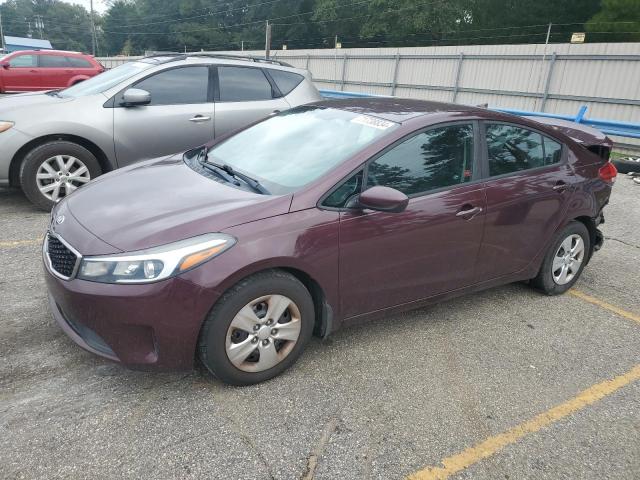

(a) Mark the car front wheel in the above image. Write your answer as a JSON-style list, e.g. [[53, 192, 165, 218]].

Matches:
[[198, 270, 314, 385], [19, 141, 102, 210], [531, 221, 591, 295]]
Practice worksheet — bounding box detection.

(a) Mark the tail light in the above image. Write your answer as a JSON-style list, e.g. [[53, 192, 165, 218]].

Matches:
[[598, 161, 617, 182]]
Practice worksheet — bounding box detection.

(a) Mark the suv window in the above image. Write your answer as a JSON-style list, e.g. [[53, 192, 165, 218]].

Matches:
[[9, 55, 36, 67], [134, 66, 209, 105], [40, 55, 71, 67], [323, 171, 364, 208], [218, 66, 273, 102], [268, 69, 304, 96], [366, 123, 475, 196], [67, 56, 93, 68], [486, 124, 561, 176]]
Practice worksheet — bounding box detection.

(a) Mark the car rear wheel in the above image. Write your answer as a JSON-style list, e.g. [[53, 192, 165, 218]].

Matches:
[[531, 221, 590, 295], [198, 270, 314, 385], [19, 141, 102, 210]]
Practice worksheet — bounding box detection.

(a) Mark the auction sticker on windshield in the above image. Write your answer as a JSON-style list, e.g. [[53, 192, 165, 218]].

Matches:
[[350, 115, 397, 130]]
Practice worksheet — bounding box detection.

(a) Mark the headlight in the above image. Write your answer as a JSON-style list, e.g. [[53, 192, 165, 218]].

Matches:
[[77, 233, 235, 284], [0, 121, 14, 133]]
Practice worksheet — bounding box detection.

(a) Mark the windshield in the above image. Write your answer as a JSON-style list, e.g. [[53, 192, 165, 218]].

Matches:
[[206, 106, 398, 194], [60, 61, 154, 97]]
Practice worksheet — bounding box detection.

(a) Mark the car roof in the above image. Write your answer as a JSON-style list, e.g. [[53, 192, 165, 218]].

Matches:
[[311, 97, 488, 123]]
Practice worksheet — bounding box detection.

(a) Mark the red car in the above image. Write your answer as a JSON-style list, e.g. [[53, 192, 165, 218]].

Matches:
[[43, 99, 616, 385], [0, 50, 104, 93]]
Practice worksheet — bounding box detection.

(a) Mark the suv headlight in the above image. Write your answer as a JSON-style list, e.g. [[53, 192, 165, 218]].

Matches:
[[77, 233, 235, 284], [0, 121, 14, 133]]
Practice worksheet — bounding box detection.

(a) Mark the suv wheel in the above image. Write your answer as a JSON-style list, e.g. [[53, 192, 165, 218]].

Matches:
[[19, 141, 102, 210], [531, 221, 590, 295], [198, 270, 314, 385]]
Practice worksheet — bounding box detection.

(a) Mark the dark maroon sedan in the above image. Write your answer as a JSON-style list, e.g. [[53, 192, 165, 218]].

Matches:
[[43, 99, 617, 385]]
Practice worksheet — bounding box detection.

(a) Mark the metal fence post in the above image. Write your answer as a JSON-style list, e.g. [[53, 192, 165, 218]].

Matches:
[[391, 53, 401, 96], [340, 54, 348, 91], [452, 52, 464, 103], [541, 52, 557, 112]]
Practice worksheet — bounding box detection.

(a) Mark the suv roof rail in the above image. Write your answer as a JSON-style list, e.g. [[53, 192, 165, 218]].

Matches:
[[140, 52, 294, 68], [140, 53, 187, 64], [187, 53, 294, 68]]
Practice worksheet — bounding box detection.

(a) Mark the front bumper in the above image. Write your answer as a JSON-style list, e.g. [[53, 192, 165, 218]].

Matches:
[[44, 265, 220, 371], [0, 127, 33, 185]]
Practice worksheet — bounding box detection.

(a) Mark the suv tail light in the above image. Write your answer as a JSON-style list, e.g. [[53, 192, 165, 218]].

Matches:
[[598, 161, 617, 182]]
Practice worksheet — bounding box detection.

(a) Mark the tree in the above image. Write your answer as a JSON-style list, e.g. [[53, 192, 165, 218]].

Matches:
[[587, 0, 640, 42], [0, 0, 94, 53]]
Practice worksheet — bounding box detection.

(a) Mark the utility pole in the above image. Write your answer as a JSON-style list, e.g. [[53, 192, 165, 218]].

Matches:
[[89, 0, 98, 56], [241, 40, 244, 51], [34, 15, 44, 39], [0, 9, 5, 53], [265, 20, 271, 59]]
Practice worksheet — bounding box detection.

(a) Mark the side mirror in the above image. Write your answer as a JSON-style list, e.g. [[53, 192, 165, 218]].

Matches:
[[356, 186, 409, 213], [0, 61, 10, 69], [121, 88, 151, 107]]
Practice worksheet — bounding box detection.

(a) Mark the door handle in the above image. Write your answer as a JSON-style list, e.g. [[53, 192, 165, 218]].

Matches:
[[456, 206, 483, 218], [189, 115, 212, 123], [552, 181, 568, 192]]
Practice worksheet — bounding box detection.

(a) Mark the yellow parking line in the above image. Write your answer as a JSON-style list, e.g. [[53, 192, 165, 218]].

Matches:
[[0, 238, 43, 248], [569, 289, 640, 325], [407, 364, 640, 480]]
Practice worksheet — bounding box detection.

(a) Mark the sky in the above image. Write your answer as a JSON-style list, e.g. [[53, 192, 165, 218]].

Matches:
[[0, 0, 109, 14]]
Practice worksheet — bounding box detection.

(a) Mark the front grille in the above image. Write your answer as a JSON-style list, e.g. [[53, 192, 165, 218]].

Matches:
[[47, 234, 79, 278]]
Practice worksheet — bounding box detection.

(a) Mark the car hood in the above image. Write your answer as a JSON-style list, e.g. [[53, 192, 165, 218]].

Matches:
[[0, 91, 75, 116], [63, 155, 293, 252]]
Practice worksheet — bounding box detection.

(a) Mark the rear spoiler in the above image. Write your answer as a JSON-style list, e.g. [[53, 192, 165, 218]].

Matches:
[[525, 116, 613, 161]]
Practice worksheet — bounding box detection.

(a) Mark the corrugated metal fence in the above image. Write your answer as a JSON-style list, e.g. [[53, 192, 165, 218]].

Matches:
[[97, 42, 640, 149]]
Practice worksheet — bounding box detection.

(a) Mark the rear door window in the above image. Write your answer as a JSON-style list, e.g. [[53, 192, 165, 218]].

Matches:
[[366, 123, 475, 196], [268, 69, 304, 96], [133, 66, 209, 105], [9, 55, 37, 67], [40, 55, 71, 68], [67, 57, 93, 68], [485, 123, 562, 176], [218, 66, 273, 102]]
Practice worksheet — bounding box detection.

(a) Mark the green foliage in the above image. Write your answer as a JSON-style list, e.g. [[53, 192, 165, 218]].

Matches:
[[1, 0, 94, 53], [587, 0, 640, 42], [1, 0, 637, 55]]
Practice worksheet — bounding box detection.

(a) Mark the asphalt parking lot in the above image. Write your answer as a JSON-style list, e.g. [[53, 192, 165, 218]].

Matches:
[[1, 176, 639, 480]]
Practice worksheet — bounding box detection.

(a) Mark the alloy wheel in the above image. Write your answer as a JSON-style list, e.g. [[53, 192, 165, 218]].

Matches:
[[552, 234, 585, 285], [36, 155, 91, 202], [225, 294, 302, 373]]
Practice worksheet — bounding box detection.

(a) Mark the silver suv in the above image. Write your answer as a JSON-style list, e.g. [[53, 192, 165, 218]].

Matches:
[[0, 54, 322, 209]]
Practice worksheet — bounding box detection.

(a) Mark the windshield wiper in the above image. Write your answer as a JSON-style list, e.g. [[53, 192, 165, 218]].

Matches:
[[215, 162, 270, 195], [195, 147, 270, 195]]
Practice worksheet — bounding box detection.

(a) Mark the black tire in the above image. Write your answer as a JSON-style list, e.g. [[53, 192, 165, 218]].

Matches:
[[531, 221, 591, 295], [19, 141, 102, 211], [198, 270, 314, 386], [611, 157, 640, 174]]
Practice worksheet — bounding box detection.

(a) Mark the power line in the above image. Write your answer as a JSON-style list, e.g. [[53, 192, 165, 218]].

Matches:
[[101, 0, 432, 35], [107, 0, 295, 30]]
